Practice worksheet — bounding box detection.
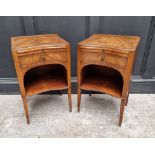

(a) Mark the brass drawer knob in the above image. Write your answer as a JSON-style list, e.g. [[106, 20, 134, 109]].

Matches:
[[41, 56, 46, 62], [101, 57, 104, 62]]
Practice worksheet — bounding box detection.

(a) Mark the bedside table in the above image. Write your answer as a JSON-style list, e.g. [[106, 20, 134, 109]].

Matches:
[[11, 34, 72, 124], [77, 34, 140, 126]]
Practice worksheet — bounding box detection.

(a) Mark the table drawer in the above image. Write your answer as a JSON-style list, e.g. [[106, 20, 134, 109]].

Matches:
[[18, 49, 67, 67], [43, 49, 67, 62], [105, 52, 128, 69], [80, 49, 103, 63], [19, 52, 41, 67], [80, 48, 128, 69]]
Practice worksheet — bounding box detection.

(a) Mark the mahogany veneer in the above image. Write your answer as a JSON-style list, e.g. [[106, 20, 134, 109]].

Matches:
[[77, 34, 140, 126], [12, 34, 72, 124]]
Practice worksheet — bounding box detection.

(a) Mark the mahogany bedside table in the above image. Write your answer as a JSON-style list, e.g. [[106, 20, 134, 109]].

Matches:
[[77, 34, 140, 126], [11, 34, 72, 124]]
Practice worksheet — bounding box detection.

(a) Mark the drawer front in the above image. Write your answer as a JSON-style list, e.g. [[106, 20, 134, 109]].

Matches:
[[19, 53, 41, 67], [18, 49, 67, 67], [105, 53, 128, 68], [80, 49, 103, 63], [43, 49, 67, 62], [80, 48, 128, 69]]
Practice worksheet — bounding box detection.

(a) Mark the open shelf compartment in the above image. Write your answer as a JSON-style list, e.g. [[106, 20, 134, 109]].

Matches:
[[81, 65, 123, 97], [24, 64, 68, 96]]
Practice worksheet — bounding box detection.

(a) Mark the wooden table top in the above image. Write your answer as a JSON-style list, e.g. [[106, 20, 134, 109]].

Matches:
[[11, 34, 69, 52], [78, 34, 140, 52]]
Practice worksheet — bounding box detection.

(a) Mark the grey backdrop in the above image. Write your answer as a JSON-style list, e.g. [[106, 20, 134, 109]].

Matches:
[[0, 16, 155, 94]]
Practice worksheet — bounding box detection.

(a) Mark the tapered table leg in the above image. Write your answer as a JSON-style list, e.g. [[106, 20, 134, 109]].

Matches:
[[126, 82, 131, 106], [60, 90, 63, 96], [22, 96, 30, 124], [89, 92, 92, 96], [118, 98, 126, 126], [125, 93, 129, 106], [68, 87, 72, 112], [77, 88, 81, 112]]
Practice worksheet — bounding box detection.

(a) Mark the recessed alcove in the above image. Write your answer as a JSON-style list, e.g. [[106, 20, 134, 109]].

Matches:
[[81, 65, 123, 97], [24, 64, 68, 96]]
